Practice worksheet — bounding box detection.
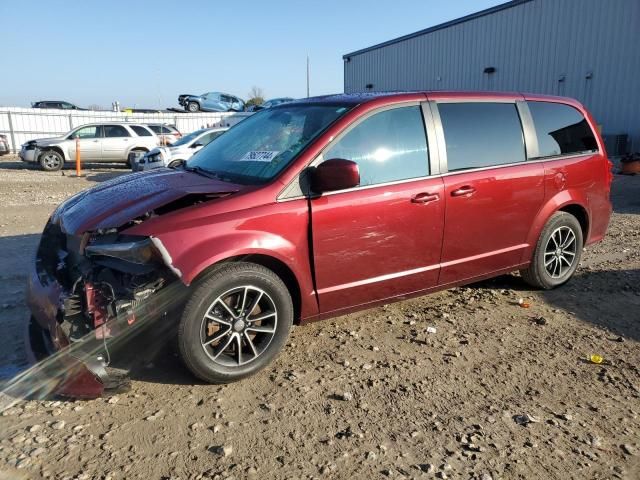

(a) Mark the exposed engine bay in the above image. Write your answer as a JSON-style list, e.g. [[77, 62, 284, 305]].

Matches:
[[36, 221, 176, 342], [29, 218, 187, 397]]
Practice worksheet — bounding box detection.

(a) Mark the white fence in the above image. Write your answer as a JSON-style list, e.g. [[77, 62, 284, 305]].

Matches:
[[0, 107, 252, 153]]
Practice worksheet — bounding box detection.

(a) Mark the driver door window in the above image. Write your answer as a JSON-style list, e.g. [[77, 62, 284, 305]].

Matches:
[[69, 126, 102, 161], [323, 106, 429, 187]]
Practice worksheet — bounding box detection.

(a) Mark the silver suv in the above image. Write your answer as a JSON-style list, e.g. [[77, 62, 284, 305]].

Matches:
[[19, 122, 159, 171]]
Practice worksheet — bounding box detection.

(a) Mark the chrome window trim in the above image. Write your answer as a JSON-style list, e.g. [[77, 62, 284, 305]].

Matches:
[[279, 173, 443, 201], [421, 101, 441, 176], [276, 151, 599, 202], [516, 100, 540, 159], [428, 100, 448, 174], [439, 151, 599, 177], [528, 150, 599, 161]]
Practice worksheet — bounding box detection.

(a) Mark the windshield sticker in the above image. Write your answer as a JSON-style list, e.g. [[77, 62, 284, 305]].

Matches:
[[239, 151, 280, 162]]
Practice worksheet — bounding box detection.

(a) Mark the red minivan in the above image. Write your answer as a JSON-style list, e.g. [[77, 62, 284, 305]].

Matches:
[[27, 91, 612, 396]]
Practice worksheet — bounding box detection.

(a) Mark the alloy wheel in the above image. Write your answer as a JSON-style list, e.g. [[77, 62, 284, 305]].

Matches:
[[200, 286, 278, 367], [544, 226, 577, 278], [42, 153, 61, 169]]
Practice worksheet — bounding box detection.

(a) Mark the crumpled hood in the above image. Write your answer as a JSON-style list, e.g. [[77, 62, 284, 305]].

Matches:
[[28, 136, 66, 147], [53, 169, 241, 235]]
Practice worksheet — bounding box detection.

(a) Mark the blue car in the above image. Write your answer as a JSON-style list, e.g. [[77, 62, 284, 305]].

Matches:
[[178, 92, 245, 112], [247, 97, 295, 112]]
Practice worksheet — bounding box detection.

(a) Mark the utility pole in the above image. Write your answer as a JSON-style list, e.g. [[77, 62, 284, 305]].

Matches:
[[306, 55, 310, 98]]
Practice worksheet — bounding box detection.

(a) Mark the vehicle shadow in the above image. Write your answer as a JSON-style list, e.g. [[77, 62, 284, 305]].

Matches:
[[611, 175, 640, 214], [472, 268, 640, 342]]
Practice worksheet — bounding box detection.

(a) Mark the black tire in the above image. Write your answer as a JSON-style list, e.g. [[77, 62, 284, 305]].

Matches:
[[39, 150, 64, 171], [187, 101, 200, 112], [177, 262, 293, 383], [168, 159, 184, 168], [520, 211, 583, 289]]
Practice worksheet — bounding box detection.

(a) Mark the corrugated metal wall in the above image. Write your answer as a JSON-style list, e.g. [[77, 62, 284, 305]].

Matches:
[[344, 0, 640, 150], [0, 108, 252, 153]]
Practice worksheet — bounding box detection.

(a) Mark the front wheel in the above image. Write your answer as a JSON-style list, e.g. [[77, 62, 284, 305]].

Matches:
[[187, 101, 200, 112], [177, 262, 293, 383], [39, 150, 64, 171], [520, 212, 583, 289]]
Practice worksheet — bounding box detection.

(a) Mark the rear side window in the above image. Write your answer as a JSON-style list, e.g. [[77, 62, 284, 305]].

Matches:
[[104, 125, 130, 138], [131, 125, 152, 137], [439, 102, 525, 171], [323, 106, 429, 187], [528, 102, 598, 158], [148, 125, 175, 134]]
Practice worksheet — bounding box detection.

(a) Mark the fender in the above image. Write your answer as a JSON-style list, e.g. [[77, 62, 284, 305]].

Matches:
[[521, 188, 589, 263], [151, 229, 319, 319]]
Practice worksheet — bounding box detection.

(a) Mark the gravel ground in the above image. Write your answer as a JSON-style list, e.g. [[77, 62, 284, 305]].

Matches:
[[0, 155, 638, 480]]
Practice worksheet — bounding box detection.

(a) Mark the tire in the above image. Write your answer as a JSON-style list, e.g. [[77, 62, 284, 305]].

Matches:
[[168, 159, 185, 168], [39, 150, 64, 171], [187, 101, 200, 112], [520, 211, 583, 289], [177, 262, 293, 384]]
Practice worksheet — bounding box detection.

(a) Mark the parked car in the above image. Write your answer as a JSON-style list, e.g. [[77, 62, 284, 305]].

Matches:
[[19, 122, 159, 171], [27, 91, 612, 397], [0, 134, 9, 155], [32, 100, 85, 110], [247, 97, 295, 112], [145, 123, 182, 145], [178, 92, 245, 112], [133, 127, 228, 171]]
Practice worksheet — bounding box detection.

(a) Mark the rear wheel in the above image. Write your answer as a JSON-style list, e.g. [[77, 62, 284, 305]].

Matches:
[[187, 101, 200, 112], [39, 150, 64, 171], [177, 262, 293, 383], [520, 212, 583, 289]]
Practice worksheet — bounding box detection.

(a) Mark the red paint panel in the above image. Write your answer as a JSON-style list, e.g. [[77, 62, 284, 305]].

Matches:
[[311, 178, 445, 313], [440, 163, 545, 284]]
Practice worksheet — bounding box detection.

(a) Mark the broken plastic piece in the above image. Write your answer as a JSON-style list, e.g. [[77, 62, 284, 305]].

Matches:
[[589, 354, 604, 364], [426, 326, 437, 334]]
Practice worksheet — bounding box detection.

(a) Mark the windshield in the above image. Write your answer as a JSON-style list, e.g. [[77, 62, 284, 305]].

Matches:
[[188, 104, 351, 184], [171, 129, 205, 147]]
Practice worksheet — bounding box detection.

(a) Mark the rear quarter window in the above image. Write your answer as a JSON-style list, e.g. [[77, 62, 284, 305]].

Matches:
[[528, 101, 598, 158], [131, 125, 152, 137]]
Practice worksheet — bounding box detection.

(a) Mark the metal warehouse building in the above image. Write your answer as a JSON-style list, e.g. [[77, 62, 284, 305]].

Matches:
[[343, 0, 640, 152]]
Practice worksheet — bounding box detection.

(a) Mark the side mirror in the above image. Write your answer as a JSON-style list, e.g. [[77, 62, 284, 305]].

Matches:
[[310, 159, 360, 193], [191, 142, 204, 148]]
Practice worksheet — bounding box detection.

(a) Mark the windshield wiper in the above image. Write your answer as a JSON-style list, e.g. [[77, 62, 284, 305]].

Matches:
[[182, 165, 220, 179]]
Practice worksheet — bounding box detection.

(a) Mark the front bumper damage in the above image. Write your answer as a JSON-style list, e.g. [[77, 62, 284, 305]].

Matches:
[[26, 219, 184, 399]]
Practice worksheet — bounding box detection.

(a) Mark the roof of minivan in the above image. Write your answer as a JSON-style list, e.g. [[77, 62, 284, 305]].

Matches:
[[285, 91, 581, 108]]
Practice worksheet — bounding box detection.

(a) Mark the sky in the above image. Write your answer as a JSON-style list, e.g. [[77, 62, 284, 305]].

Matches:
[[0, 0, 503, 109]]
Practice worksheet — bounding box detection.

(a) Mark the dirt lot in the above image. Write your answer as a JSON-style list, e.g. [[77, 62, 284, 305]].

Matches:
[[0, 156, 638, 480]]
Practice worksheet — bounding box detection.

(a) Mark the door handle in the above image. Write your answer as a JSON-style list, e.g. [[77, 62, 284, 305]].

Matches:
[[411, 192, 440, 204], [451, 185, 476, 197]]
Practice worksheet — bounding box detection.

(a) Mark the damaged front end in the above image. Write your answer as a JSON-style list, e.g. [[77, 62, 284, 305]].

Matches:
[[27, 219, 185, 399]]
